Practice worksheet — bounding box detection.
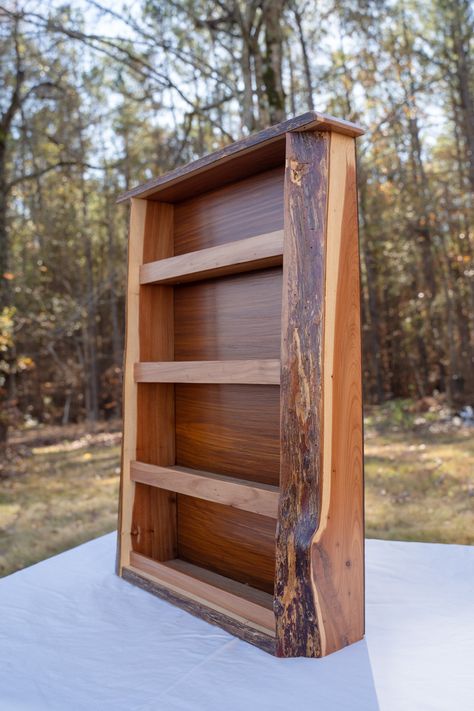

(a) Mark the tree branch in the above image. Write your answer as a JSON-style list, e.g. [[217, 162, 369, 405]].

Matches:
[[7, 160, 98, 191]]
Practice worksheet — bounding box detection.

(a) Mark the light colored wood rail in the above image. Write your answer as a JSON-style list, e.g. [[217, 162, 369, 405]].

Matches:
[[134, 359, 281, 384], [117, 198, 146, 574], [130, 461, 280, 518], [128, 552, 275, 633], [139, 230, 284, 285], [133, 201, 177, 563]]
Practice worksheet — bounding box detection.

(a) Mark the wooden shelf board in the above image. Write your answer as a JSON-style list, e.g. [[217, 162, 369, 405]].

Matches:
[[140, 230, 283, 285], [134, 359, 281, 384], [130, 461, 280, 518], [128, 552, 275, 634]]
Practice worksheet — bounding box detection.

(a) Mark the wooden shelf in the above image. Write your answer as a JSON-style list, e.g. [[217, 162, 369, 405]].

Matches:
[[139, 230, 283, 285], [127, 552, 275, 634], [134, 359, 281, 384], [130, 461, 280, 518], [118, 115, 365, 657]]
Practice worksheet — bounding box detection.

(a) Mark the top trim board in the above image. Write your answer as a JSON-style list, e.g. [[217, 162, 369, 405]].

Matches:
[[117, 111, 364, 204]]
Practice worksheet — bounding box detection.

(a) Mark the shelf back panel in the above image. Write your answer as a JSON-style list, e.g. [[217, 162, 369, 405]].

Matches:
[[177, 494, 276, 594], [173, 167, 284, 254], [175, 384, 280, 486], [174, 268, 282, 361]]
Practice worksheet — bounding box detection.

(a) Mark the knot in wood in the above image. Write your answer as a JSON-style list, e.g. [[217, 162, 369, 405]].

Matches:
[[289, 160, 310, 186]]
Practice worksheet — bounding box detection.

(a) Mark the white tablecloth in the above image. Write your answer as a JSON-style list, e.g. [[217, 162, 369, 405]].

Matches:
[[1, 533, 473, 710]]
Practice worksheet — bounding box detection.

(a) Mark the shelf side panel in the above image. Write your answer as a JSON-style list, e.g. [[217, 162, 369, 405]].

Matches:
[[131, 201, 177, 561], [117, 198, 147, 573], [275, 131, 329, 657], [275, 130, 364, 658], [312, 132, 364, 655]]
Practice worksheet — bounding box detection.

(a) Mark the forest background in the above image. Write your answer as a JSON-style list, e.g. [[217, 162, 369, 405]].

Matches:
[[1, 0, 473, 574]]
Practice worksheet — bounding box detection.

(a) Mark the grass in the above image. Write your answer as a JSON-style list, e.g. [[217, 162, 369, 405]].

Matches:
[[365, 400, 474, 544], [0, 423, 121, 577], [1, 401, 473, 577]]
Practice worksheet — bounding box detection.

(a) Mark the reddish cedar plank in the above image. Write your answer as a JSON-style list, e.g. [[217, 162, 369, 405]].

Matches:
[[311, 133, 364, 655]]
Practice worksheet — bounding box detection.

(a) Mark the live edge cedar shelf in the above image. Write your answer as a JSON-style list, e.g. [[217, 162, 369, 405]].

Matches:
[[116, 111, 365, 658]]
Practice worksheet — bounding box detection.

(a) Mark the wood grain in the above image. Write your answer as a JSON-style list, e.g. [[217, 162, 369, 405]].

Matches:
[[131, 482, 177, 560], [142, 199, 174, 263], [140, 230, 283, 285], [174, 268, 282, 361], [177, 495, 276, 594], [129, 552, 275, 632], [116, 198, 147, 573], [275, 131, 330, 657], [175, 384, 280, 485], [131, 201, 177, 561], [311, 132, 364, 655], [167, 558, 273, 610], [173, 168, 284, 254], [130, 461, 280, 518], [122, 567, 276, 654], [134, 359, 280, 384], [118, 117, 364, 657], [275, 131, 364, 657], [117, 111, 364, 204]]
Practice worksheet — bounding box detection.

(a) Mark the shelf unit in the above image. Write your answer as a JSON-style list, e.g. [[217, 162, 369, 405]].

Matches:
[[116, 111, 365, 657]]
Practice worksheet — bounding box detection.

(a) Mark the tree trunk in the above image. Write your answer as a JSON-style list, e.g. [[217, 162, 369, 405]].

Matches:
[[80, 166, 99, 423], [358, 165, 385, 403], [241, 35, 256, 131], [0, 144, 10, 298], [105, 176, 123, 417], [262, 0, 286, 124], [293, 3, 314, 111], [451, 0, 474, 193]]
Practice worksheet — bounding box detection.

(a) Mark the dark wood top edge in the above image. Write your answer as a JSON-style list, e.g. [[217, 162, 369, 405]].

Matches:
[[116, 112, 364, 203]]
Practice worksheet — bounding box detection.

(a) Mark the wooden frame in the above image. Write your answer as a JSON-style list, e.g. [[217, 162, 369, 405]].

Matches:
[[117, 111, 364, 657]]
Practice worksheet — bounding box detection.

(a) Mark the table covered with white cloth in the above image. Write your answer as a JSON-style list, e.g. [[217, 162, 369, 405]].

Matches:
[[1, 533, 473, 710]]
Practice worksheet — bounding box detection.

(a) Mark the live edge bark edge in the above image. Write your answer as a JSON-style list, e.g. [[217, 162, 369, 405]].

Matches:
[[275, 131, 329, 657]]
